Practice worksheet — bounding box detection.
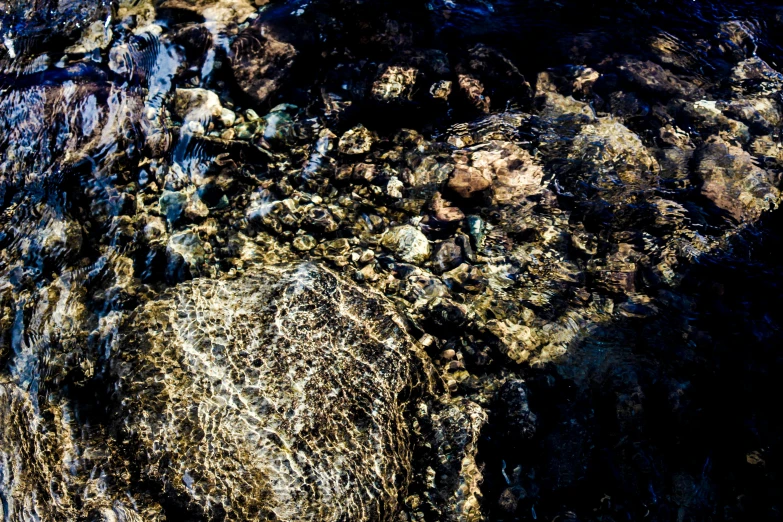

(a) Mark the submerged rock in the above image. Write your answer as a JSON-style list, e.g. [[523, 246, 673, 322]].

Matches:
[[114, 264, 438, 521], [694, 136, 780, 221], [381, 225, 431, 264]]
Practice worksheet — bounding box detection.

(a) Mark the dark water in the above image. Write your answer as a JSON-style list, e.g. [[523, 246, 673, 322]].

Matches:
[[1, 0, 782, 520]]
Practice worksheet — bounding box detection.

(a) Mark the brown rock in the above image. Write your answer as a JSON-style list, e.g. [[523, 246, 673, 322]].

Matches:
[[430, 192, 465, 223], [694, 136, 780, 221], [448, 165, 492, 199], [431, 239, 464, 273], [457, 74, 491, 113]]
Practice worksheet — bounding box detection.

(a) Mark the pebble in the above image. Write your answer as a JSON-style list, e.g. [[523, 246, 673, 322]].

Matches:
[[381, 225, 431, 264]]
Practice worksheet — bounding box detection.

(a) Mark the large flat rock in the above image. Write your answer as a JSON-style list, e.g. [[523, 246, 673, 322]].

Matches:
[[113, 263, 429, 521]]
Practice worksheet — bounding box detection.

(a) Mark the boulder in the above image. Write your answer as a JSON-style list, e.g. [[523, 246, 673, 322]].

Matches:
[[113, 264, 430, 521]]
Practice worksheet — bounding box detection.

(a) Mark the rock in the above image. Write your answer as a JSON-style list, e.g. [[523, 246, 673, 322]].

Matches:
[[166, 230, 205, 280], [466, 216, 486, 251], [158, 0, 255, 23], [0, 382, 164, 521], [607, 91, 649, 118], [424, 398, 487, 521], [338, 125, 377, 155], [457, 74, 491, 113], [617, 57, 698, 98], [724, 98, 782, 134], [230, 21, 298, 105], [535, 72, 596, 120], [305, 206, 339, 233], [387, 176, 404, 198], [159, 190, 188, 225], [257, 104, 297, 145], [468, 141, 545, 204], [113, 264, 433, 521], [443, 263, 487, 294], [172, 88, 224, 126], [430, 80, 452, 100], [426, 297, 469, 328], [568, 119, 659, 188], [486, 319, 536, 364], [372, 65, 418, 102], [400, 273, 450, 304], [432, 238, 464, 273], [381, 225, 431, 264], [731, 57, 783, 88], [456, 44, 532, 111], [448, 165, 492, 199], [686, 99, 751, 144], [292, 234, 317, 251], [693, 136, 780, 221], [160, 189, 209, 226], [715, 20, 758, 62]]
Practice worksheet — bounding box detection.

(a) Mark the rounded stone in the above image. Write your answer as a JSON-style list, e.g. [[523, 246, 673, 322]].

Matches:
[[292, 234, 317, 251], [338, 124, 376, 155], [113, 264, 427, 521], [381, 225, 431, 265]]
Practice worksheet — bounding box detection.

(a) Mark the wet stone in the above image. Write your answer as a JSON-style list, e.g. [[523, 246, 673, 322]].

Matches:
[[292, 234, 317, 251], [381, 225, 431, 265], [448, 165, 492, 199], [432, 238, 464, 273], [113, 264, 431, 521], [338, 124, 377, 155]]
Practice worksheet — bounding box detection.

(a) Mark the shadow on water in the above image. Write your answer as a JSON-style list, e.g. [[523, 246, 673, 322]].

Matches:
[[477, 206, 783, 521]]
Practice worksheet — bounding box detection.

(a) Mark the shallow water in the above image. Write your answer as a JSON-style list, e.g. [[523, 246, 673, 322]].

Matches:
[[1, 0, 782, 520]]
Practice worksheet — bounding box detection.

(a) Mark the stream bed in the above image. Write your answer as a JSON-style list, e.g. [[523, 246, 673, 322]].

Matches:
[[1, 0, 782, 520]]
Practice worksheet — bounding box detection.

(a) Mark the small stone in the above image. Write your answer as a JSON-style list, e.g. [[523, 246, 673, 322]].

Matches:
[[338, 125, 376, 155], [219, 108, 236, 128], [466, 216, 486, 250], [356, 263, 379, 282], [292, 235, 317, 251], [443, 263, 487, 293], [159, 190, 188, 225], [430, 192, 465, 223], [381, 225, 431, 265], [448, 165, 492, 199], [359, 250, 375, 264], [387, 176, 404, 198], [440, 349, 456, 360], [431, 238, 464, 274], [305, 207, 339, 233], [498, 488, 520, 513], [372, 65, 418, 102], [430, 80, 452, 100], [234, 122, 259, 140]]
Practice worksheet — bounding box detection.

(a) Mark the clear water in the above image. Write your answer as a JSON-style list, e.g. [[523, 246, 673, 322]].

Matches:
[[1, 0, 782, 520]]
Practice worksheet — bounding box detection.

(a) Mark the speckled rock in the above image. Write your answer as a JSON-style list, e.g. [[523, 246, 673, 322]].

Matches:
[[113, 264, 431, 521], [338, 124, 377, 155], [693, 136, 780, 221], [381, 225, 431, 264], [448, 165, 492, 199]]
